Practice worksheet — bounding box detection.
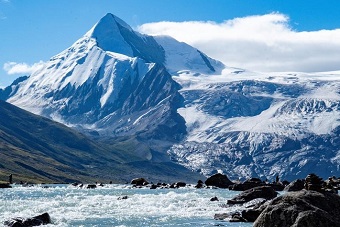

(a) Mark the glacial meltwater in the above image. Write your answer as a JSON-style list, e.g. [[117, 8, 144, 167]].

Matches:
[[0, 184, 253, 226]]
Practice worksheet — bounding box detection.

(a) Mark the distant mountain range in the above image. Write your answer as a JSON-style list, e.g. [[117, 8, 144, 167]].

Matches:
[[1, 13, 340, 182]]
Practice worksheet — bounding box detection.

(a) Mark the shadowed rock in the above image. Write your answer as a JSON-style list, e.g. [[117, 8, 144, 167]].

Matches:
[[131, 178, 148, 186], [0, 183, 11, 188], [254, 190, 340, 227], [227, 186, 278, 205], [4, 212, 51, 227], [205, 173, 233, 188], [284, 179, 304, 191]]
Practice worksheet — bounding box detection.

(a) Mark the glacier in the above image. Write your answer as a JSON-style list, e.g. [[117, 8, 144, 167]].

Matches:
[[1, 13, 340, 181], [169, 71, 340, 181]]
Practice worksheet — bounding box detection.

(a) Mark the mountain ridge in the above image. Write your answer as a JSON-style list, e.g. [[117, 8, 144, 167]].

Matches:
[[1, 13, 340, 182]]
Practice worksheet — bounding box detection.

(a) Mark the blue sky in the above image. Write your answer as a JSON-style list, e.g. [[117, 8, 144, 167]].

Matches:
[[2, 0, 340, 86]]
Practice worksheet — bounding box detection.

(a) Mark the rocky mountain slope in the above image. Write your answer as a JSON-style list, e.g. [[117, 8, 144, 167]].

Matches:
[[1, 13, 340, 181], [169, 72, 340, 181]]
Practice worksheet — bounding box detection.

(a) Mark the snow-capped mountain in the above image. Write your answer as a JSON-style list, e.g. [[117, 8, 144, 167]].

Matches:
[[2, 13, 340, 181], [4, 13, 221, 144]]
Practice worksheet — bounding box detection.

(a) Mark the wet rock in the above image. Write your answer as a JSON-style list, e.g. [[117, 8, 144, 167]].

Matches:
[[195, 180, 204, 188], [230, 212, 247, 222], [0, 183, 11, 188], [254, 190, 340, 227], [4, 212, 51, 227], [210, 196, 219, 201], [131, 178, 148, 186], [241, 209, 262, 222], [86, 184, 96, 189], [150, 184, 158, 189], [214, 213, 230, 220], [227, 186, 277, 205], [174, 182, 186, 188], [284, 179, 304, 191], [117, 196, 128, 200], [205, 173, 233, 188]]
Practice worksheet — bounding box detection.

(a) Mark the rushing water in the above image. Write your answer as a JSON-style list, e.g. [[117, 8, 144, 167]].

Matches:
[[0, 184, 253, 226]]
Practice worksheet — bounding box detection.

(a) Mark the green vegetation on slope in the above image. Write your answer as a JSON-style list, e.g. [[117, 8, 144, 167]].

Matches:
[[0, 100, 203, 184]]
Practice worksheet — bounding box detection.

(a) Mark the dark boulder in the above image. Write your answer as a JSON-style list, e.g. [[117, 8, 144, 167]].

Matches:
[[254, 190, 340, 227], [227, 186, 278, 205], [268, 183, 285, 191], [131, 178, 148, 186], [229, 178, 263, 191], [150, 184, 158, 189], [284, 179, 304, 191], [195, 180, 204, 188], [241, 208, 263, 222], [174, 182, 186, 188], [0, 183, 11, 188], [4, 212, 51, 227], [229, 178, 284, 191], [205, 173, 233, 188], [230, 212, 247, 222], [86, 184, 96, 189], [210, 196, 219, 201], [117, 196, 128, 200], [304, 173, 324, 192]]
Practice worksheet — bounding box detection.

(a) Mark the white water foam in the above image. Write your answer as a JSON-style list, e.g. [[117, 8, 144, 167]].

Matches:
[[0, 184, 252, 226]]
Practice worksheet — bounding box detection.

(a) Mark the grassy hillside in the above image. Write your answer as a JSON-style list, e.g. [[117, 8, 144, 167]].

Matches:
[[0, 101, 203, 184]]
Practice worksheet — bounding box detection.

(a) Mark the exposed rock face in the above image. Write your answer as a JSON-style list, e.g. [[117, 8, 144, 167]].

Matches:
[[284, 179, 304, 191], [4, 212, 51, 227], [227, 186, 277, 205], [205, 173, 233, 188], [254, 190, 340, 227]]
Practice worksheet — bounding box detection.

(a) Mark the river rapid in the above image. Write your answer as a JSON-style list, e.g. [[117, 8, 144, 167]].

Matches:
[[0, 184, 252, 226]]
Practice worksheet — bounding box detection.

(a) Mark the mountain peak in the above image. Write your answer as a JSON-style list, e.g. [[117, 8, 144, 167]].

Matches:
[[84, 13, 165, 64], [85, 13, 135, 56]]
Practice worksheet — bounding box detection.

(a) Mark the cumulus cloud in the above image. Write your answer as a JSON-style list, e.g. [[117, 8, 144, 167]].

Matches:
[[138, 13, 340, 72], [3, 61, 45, 75]]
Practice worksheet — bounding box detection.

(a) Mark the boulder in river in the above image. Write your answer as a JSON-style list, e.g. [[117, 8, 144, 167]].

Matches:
[[4, 212, 51, 227], [205, 173, 233, 188], [227, 186, 278, 205], [131, 178, 148, 186], [254, 190, 340, 227], [0, 183, 11, 188]]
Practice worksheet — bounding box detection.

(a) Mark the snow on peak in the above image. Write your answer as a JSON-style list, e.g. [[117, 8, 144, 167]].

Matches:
[[154, 35, 225, 75], [85, 13, 134, 56]]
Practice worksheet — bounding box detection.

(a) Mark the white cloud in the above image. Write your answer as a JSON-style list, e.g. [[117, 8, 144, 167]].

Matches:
[[138, 13, 340, 72], [3, 61, 45, 75]]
